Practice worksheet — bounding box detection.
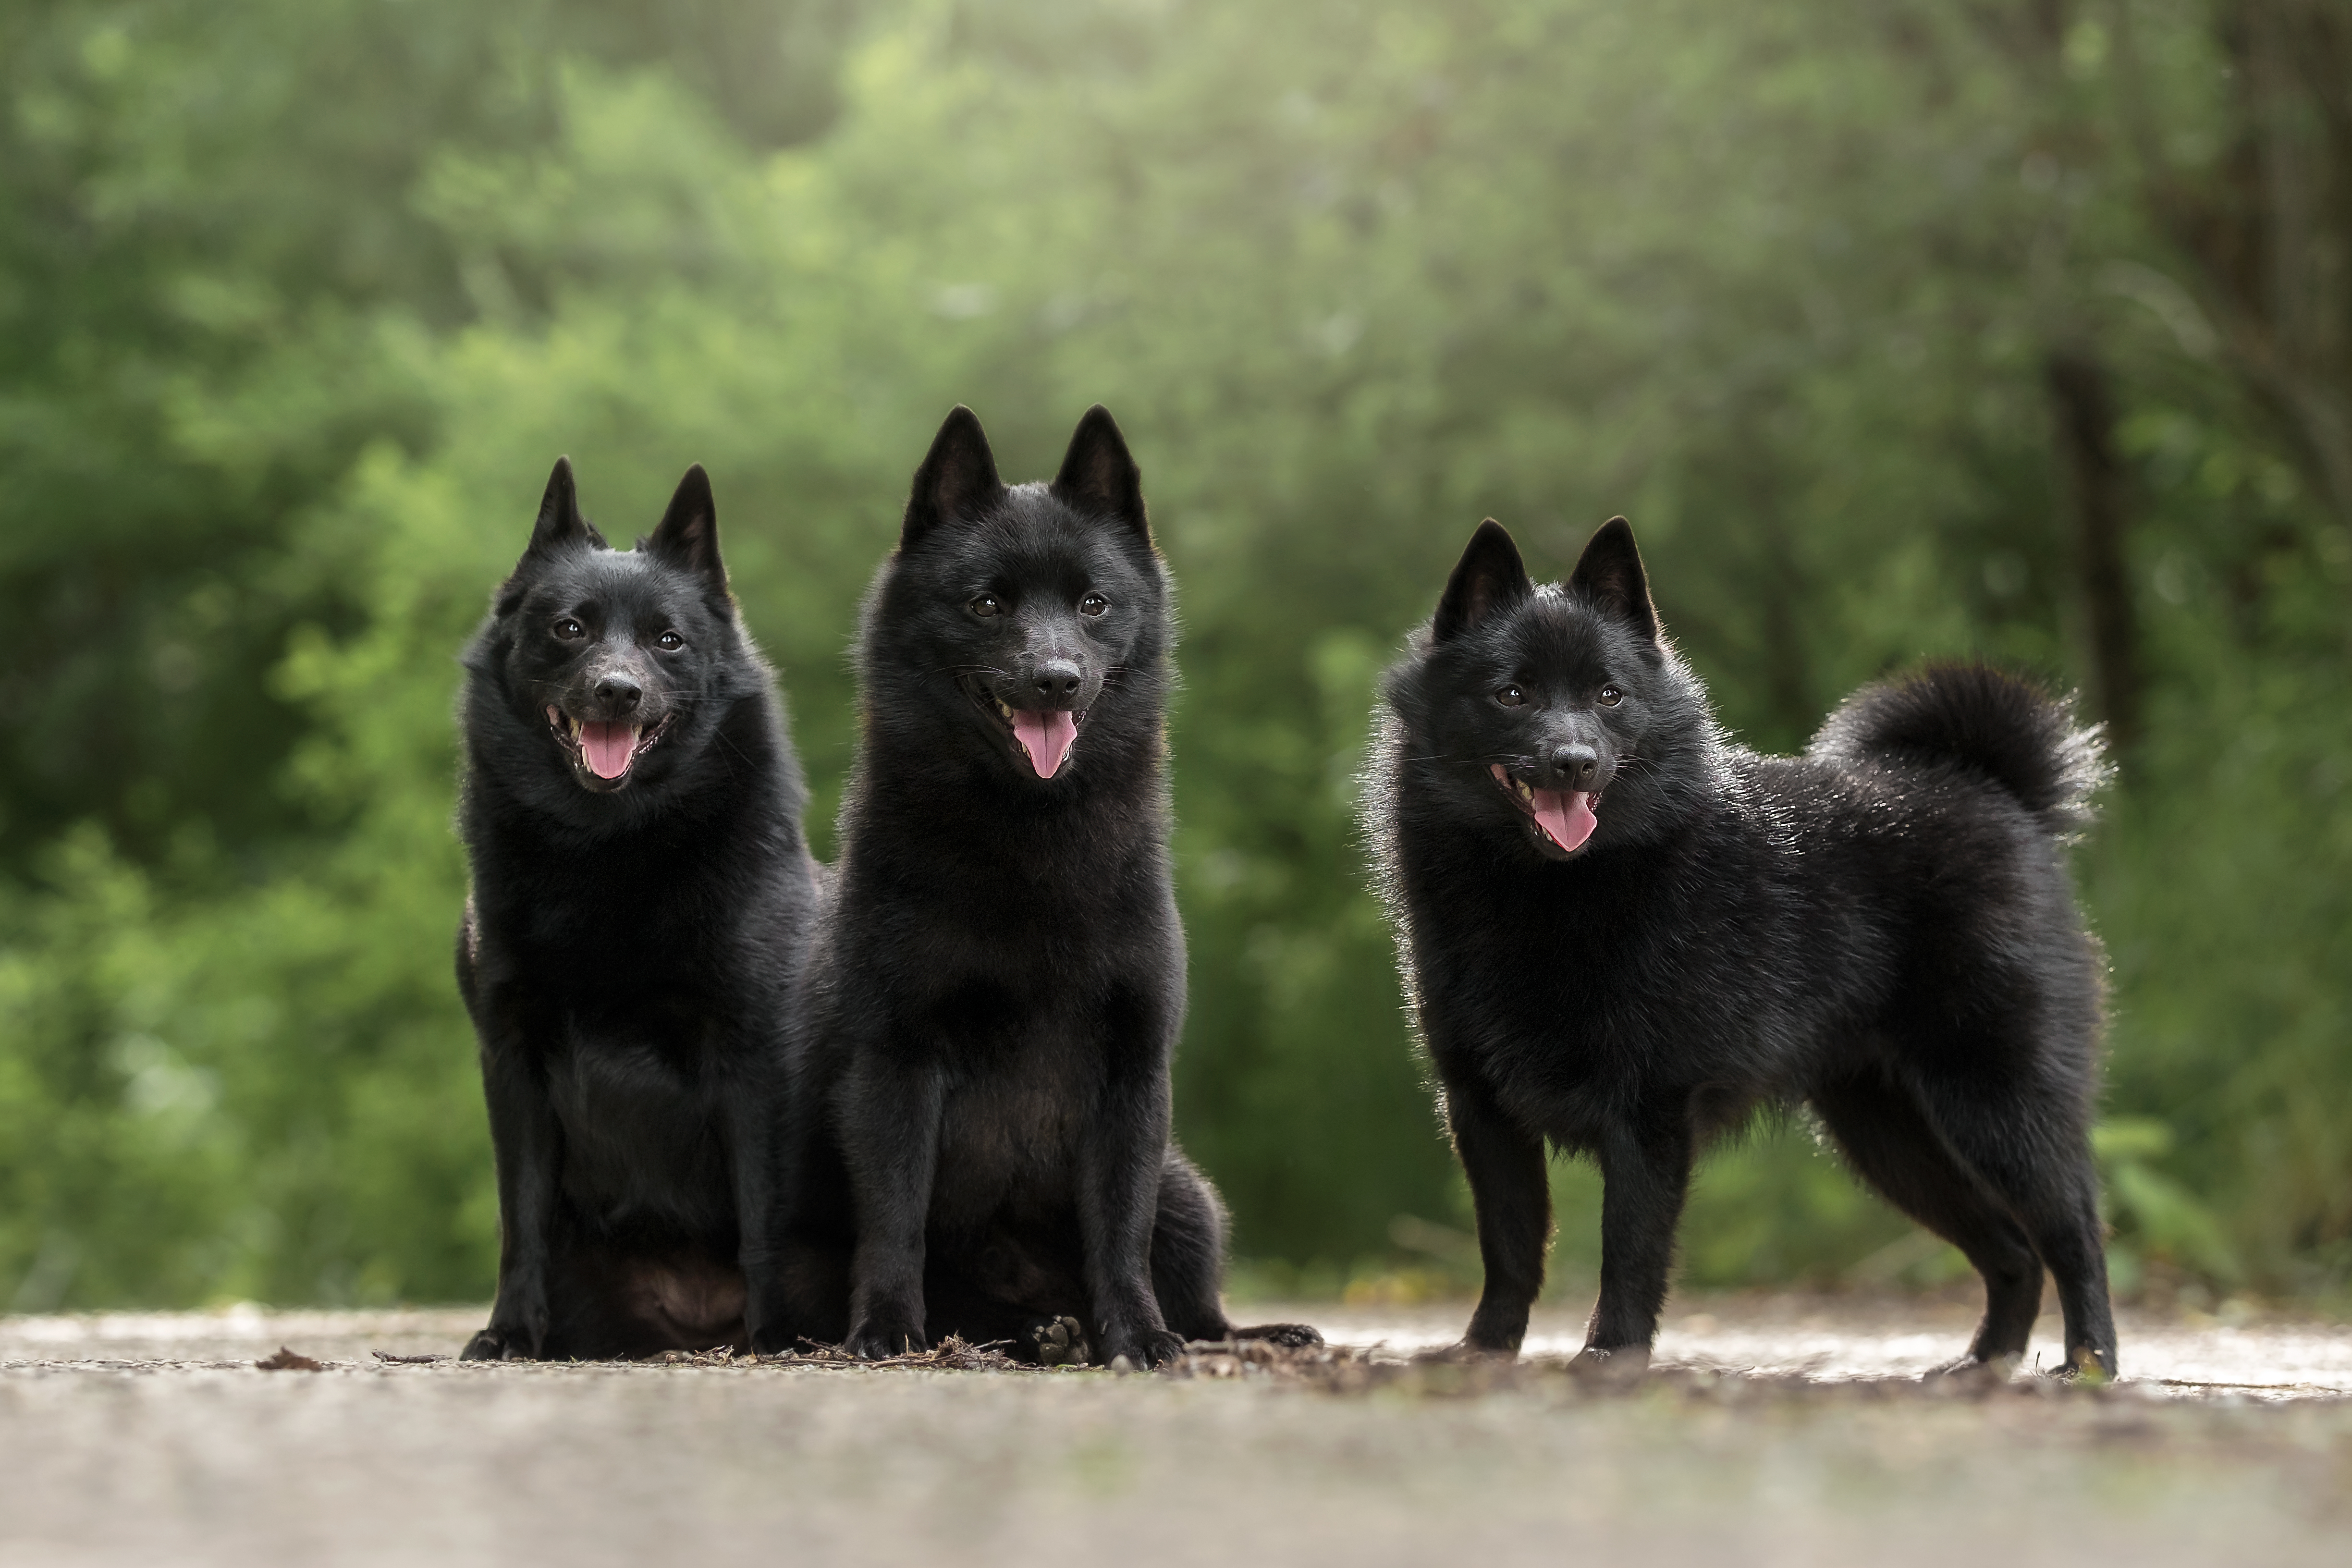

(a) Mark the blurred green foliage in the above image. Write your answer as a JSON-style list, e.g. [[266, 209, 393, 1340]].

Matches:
[[2, 0, 2348, 1311]]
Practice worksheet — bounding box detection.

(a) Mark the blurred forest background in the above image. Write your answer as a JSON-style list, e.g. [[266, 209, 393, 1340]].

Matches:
[[1, 0, 2347, 1313]]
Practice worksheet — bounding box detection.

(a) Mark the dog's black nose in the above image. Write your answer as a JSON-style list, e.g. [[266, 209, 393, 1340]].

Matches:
[[1549, 744, 1599, 789], [595, 673, 644, 714], [1033, 660, 1082, 705]]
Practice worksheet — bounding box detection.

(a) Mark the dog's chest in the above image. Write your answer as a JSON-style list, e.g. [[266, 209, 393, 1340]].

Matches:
[[904, 931, 1157, 1234], [870, 858, 1170, 1050], [1417, 877, 1683, 1114], [854, 833, 1175, 1227], [929, 1032, 1092, 1228], [511, 889, 719, 994], [1416, 850, 1819, 1137], [546, 1015, 734, 1233]]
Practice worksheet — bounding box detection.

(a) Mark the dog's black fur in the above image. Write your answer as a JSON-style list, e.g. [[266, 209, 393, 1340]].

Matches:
[[769, 406, 1317, 1367], [1369, 517, 2118, 1377], [455, 458, 818, 1360]]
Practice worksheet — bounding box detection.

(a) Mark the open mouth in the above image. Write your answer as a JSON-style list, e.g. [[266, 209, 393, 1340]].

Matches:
[[1490, 763, 1600, 855], [547, 706, 673, 785], [972, 688, 1085, 779]]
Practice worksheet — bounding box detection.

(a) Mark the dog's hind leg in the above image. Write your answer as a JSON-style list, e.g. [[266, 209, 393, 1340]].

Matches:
[[1148, 1148, 1230, 1340], [921, 1237, 1091, 1363], [1150, 1148, 1323, 1350], [1811, 1070, 2044, 1370], [535, 1235, 683, 1361], [1904, 1065, 2118, 1378], [919, 1273, 1084, 1363]]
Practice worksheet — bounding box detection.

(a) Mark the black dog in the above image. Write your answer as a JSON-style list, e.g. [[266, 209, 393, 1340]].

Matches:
[[1369, 517, 2117, 1377], [771, 406, 1317, 1367], [455, 458, 818, 1360]]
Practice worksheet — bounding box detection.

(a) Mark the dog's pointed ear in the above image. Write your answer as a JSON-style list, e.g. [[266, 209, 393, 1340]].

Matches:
[[901, 406, 1005, 549], [1049, 404, 1150, 544], [527, 456, 599, 555], [1568, 516, 1658, 643], [645, 463, 726, 591], [1433, 520, 1533, 643]]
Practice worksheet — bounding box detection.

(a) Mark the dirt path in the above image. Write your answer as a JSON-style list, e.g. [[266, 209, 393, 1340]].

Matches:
[[3, 1297, 2347, 1567]]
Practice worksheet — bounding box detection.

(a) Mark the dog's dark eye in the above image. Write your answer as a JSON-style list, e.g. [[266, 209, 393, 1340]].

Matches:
[[1078, 593, 1109, 617], [969, 594, 1003, 619], [1496, 685, 1527, 707], [554, 618, 586, 641], [1597, 686, 1624, 707], [654, 630, 684, 651]]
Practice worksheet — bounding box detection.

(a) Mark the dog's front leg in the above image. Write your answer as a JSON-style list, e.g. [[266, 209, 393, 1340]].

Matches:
[[1583, 1106, 1695, 1372], [1442, 1067, 1551, 1355], [836, 1052, 943, 1358], [727, 1055, 793, 1356], [1076, 1061, 1186, 1371], [464, 1031, 563, 1360]]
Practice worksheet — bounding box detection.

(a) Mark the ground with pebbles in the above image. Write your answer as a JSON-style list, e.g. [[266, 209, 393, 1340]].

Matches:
[[2, 1295, 2346, 1567]]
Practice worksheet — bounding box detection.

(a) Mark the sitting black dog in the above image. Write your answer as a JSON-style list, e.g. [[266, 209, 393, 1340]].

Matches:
[[1369, 516, 2117, 1378], [770, 406, 1318, 1367], [456, 458, 818, 1360]]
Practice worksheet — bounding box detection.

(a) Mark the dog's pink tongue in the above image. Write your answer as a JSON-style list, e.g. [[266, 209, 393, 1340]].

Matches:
[[581, 721, 635, 779], [1532, 788, 1598, 853], [1012, 710, 1078, 778]]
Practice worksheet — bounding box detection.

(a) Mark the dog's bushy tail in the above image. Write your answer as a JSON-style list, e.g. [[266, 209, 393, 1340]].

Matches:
[[1810, 662, 2107, 834]]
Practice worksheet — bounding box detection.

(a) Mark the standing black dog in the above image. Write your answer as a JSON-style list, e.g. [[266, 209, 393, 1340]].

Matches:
[[1369, 516, 2117, 1378], [770, 406, 1316, 1367], [455, 458, 818, 1360]]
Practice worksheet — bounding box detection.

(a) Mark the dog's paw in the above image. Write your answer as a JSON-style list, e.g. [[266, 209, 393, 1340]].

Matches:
[[1567, 1345, 1651, 1385], [1413, 1339, 1516, 1365], [1460, 1310, 1529, 1357], [460, 1326, 534, 1362], [1923, 1350, 2022, 1385], [1101, 1327, 1187, 1372], [746, 1326, 802, 1358], [844, 1320, 929, 1360], [1439, 1329, 1523, 1361], [1027, 1315, 1091, 1368], [2047, 1344, 2116, 1384], [1234, 1322, 1323, 1350]]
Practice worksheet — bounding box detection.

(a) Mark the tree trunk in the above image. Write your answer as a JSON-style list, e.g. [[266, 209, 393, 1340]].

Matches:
[[2123, 0, 2352, 528], [2047, 349, 2144, 753]]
